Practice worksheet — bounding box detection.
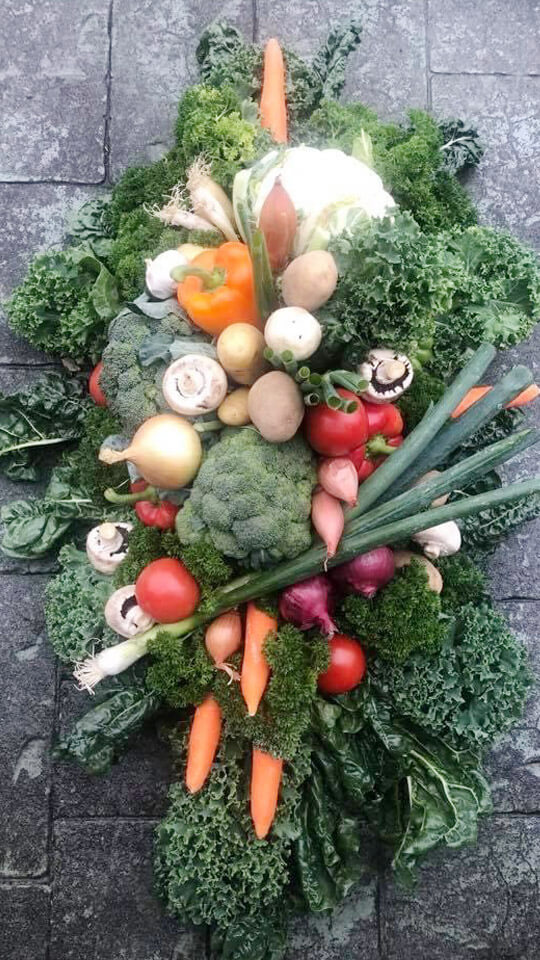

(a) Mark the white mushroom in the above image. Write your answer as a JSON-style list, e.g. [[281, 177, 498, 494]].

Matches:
[[412, 521, 462, 560], [359, 348, 414, 404], [162, 355, 228, 416], [104, 585, 155, 638], [86, 522, 133, 574], [264, 307, 322, 361], [145, 249, 188, 300]]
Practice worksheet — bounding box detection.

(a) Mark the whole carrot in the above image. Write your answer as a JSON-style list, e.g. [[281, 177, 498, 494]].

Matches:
[[185, 695, 222, 794], [260, 38, 288, 143], [240, 602, 276, 716], [250, 747, 283, 839]]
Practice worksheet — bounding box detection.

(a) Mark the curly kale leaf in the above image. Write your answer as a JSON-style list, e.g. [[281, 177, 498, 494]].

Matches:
[[436, 554, 489, 614], [6, 246, 119, 362], [176, 428, 316, 570], [370, 603, 532, 752], [324, 213, 458, 366], [0, 372, 87, 481], [154, 737, 308, 938], [449, 469, 540, 556], [196, 22, 262, 100], [340, 561, 447, 662], [45, 545, 115, 663]]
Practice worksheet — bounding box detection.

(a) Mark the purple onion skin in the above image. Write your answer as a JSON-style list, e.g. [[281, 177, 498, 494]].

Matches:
[[279, 575, 337, 636], [330, 547, 395, 599]]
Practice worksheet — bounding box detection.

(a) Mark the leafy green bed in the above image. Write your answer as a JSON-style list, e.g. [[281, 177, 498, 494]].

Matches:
[[1, 19, 539, 960]]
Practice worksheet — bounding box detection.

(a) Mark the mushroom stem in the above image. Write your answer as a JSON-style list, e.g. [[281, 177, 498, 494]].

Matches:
[[98, 522, 119, 542], [379, 359, 407, 382]]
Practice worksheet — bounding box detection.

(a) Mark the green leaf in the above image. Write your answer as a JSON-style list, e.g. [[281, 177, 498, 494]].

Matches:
[[0, 372, 87, 480], [438, 119, 484, 174], [91, 263, 121, 320]]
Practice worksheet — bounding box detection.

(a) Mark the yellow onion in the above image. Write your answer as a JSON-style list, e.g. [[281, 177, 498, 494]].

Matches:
[[99, 414, 202, 489], [205, 610, 243, 682]]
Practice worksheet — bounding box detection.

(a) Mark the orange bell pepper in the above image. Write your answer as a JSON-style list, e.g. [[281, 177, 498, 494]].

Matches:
[[176, 241, 261, 335]]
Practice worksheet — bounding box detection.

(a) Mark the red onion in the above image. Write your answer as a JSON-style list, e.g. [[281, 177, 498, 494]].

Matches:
[[330, 547, 395, 598], [279, 575, 337, 635]]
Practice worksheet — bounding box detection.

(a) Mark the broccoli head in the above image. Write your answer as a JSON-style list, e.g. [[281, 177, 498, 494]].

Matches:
[[99, 310, 170, 435], [175, 428, 317, 569]]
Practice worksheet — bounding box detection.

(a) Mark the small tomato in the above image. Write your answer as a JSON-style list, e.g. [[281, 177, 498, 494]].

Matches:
[[318, 633, 367, 694], [135, 558, 200, 623], [89, 361, 107, 407]]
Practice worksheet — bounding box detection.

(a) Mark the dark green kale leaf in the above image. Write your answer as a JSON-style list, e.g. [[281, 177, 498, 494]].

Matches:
[[196, 22, 262, 100], [45, 545, 115, 663], [438, 119, 484, 174], [0, 372, 87, 481], [450, 469, 540, 556]]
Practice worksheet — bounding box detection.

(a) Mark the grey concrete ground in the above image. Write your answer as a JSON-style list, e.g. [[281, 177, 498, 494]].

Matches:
[[0, 2, 539, 958]]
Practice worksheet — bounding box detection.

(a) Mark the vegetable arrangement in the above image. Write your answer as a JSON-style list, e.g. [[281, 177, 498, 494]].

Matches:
[[3, 20, 540, 960]]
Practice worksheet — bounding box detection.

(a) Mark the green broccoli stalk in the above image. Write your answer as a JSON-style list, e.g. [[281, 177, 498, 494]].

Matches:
[[175, 428, 317, 570], [340, 561, 447, 662]]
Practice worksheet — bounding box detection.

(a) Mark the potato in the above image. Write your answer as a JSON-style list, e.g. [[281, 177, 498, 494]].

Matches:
[[217, 324, 267, 385], [248, 371, 304, 442], [217, 388, 251, 426], [281, 250, 338, 312], [393, 550, 443, 594]]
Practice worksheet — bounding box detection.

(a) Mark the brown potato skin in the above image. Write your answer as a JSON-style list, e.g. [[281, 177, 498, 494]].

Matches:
[[281, 251, 338, 312], [248, 371, 304, 442], [218, 388, 251, 426], [217, 325, 267, 385]]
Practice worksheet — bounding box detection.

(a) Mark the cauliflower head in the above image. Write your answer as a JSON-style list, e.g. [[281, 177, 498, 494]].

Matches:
[[175, 428, 316, 569]]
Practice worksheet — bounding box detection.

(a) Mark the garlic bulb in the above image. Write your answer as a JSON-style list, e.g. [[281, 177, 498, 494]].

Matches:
[[145, 249, 188, 300], [412, 521, 462, 560]]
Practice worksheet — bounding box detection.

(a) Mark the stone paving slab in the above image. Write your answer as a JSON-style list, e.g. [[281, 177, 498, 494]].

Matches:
[[53, 682, 172, 819], [0, 576, 54, 878], [429, 0, 540, 76], [0, 184, 100, 364], [0, 0, 109, 182], [380, 815, 540, 959], [109, 0, 255, 178], [49, 819, 205, 960], [0, 883, 50, 960], [431, 74, 540, 249], [256, 0, 427, 120], [486, 602, 540, 814]]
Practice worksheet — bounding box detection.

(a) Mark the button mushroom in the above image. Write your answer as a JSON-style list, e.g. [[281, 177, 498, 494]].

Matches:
[[358, 348, 414, 404], [162, 355, 228, 416], [412, 521, 462, 560], [104, 585, 155, 638], [86, 522, 133, 574], [264, 307, 322, 362]]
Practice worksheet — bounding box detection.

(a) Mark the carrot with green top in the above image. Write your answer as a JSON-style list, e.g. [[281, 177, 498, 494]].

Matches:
[[241, 602, 276, 716], [260, 38, 288, 143], [250, 747, 284, 839], [185, 695, 222, 794]]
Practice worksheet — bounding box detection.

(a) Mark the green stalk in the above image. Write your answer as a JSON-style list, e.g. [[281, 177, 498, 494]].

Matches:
[[385, 364, 533, 499], [105, 485, 160, 506], [346, 343, 497, 522], [250, 229, 276, 320], [138, 473, 540, 645], [345, 428, 539, 537]]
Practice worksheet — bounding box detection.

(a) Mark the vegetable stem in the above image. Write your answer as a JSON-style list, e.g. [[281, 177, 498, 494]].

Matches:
[[104, 485, 161, 506]]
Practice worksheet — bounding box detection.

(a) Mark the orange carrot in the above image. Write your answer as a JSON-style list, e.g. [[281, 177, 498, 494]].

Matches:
[[185, 696, 222, 794], [250, 747, 283, 839], [451, 383, 540, 419], [240, 602, 276, 716], [260, 38, 288, 143]]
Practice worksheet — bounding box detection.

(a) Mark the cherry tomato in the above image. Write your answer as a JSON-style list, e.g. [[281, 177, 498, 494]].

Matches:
[[305, 390, 368, 456], [136, 558, 200, 623], [130, 481, 178, 531], [89, 361, 107, 407], [318, 633, 367, 695], [363, 400, 403, 438]]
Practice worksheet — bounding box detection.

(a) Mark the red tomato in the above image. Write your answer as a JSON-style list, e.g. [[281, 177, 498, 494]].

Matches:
[[136, 558, 200, 623], [363, 400, 403, 438], [318, 633, 367, 694], [89, 361, 107, 407], [305, 390, 368, 456]]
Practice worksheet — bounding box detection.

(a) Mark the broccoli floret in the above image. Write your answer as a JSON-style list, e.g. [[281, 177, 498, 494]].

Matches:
[[397, 369, 446, 428], [176, 429, 316, 569], [99, 311, 169, 434], [340, 561, 447, 662]]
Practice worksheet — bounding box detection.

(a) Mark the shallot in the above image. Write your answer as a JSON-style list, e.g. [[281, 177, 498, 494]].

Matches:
[[311, 488, 344, 562], [205, 611, 243, 683], [317, 457, 358, 506]]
